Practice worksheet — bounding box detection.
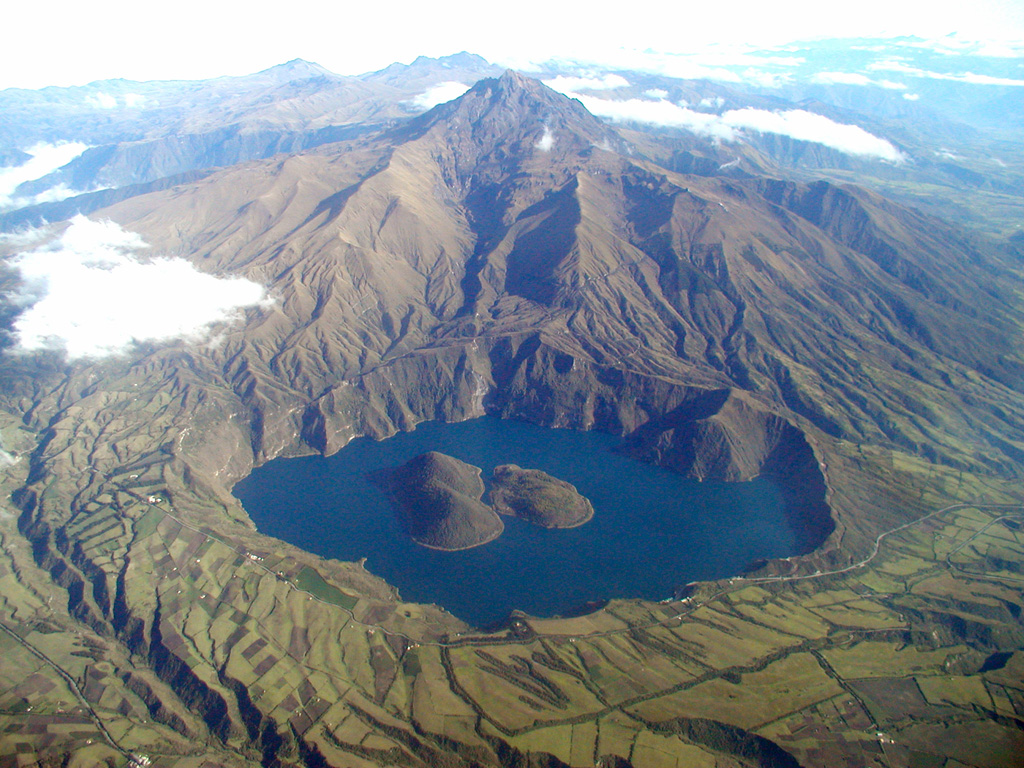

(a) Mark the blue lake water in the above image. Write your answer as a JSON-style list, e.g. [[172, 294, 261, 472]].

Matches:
[[234, 416, 797, 627]]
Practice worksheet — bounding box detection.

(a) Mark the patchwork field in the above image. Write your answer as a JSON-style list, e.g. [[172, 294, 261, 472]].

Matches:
[[1, 436, 1019, 766]]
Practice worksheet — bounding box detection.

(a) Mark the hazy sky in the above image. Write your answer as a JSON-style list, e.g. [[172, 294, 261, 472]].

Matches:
[[3, 0, 1024, 89]]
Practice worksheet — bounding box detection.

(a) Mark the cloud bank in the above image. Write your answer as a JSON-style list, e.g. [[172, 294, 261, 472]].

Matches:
[[87, 92, 118, 109], [85, 91, 149, 109], [537, 50, 747, 85], [0, 142, 88, 208], [893, 35, 1024, 59], [812, 71, 907, 89], [868, 60, 1024, 86], [569, 93, 905, 162], [409, 81, 471, 109], [7, 216, 269, 359], [723, 108, 906, 161], [570, 94, 733, 138], [543, 74, 630, 92]]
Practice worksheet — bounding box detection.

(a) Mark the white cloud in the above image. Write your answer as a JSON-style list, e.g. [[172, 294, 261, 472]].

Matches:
[[7, 216, 269, 359], [953, 72, 1024, 86], [85, 91, 148, 109], [644, 88, 668, 99], [868, 59, 1024, 86], [571, 45, 805, 75], [19, 184, 78, 205], [698, 96, 725, 109], [542, 74, 630, 92], [721, 108, 907, 161], [705, 51, 805, 68], [568, 93, 738, 140], [813, 71, 871, 86], [11, 183, 108, 210], [738, 69, 792, 88], [0, 229, 49, 249], [867, 59, 922, 75], [812, 71, 907, 90], [0, 142, 88, 208], [571, 93, 905, 161], [973, 41, 1024, 58], [87, 91, 118, 109], [903, 92, 921, 101], [534, 126, 555, 152], [408, 81, 471, 109], [548, 50, 746, 84], [897, 34, 1024, 59]]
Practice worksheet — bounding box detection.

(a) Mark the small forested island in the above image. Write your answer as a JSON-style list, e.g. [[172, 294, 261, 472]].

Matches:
[[376, 452, 504, 550], [489, 464, 594, 529], [377, 454, 595, 549]]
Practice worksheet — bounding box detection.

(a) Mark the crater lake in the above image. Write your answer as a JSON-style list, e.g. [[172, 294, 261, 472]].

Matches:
[[234, 416, 800, 627]]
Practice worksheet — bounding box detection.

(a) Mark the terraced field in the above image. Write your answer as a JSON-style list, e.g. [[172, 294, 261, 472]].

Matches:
[[1, 436, 1020, 767]]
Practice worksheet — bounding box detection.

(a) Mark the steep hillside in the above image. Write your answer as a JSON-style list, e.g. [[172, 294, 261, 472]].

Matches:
[[80, 72, 1023, 478]]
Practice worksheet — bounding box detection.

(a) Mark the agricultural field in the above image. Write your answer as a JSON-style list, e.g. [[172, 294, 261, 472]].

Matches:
[[1, 434, 1020, 767]]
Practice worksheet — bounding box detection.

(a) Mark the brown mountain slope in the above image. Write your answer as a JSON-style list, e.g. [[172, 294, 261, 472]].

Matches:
[[0, 54, 503, 231], [90, 71, 1024, 479]]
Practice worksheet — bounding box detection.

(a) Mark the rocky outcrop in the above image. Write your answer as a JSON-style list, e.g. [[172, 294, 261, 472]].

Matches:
[[621, 389, 798, 481]]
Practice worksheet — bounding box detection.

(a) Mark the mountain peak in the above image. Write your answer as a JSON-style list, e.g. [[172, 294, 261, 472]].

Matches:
[[458, 69, 549, 101], [391, 69, 631, 184], [457, 69, 571, 108], [362, 52, 502, 86], [451, 70, 618, 144], [412, 52, 492, 70], [496, 69, 538, 88], [258, 59, 336, 82]]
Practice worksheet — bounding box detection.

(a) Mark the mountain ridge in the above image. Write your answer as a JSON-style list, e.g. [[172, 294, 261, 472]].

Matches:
[[76, 72, 1023, 481]]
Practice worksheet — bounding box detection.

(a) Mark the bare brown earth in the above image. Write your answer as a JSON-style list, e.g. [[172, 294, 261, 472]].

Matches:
[[0, 72, 1021, 766]]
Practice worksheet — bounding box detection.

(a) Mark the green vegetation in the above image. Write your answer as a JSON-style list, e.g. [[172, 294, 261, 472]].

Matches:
[[378, 451, 505, 550], [294, 566, 359, 610], [1, 430, 1020, 766], [490, 464, 594, 528]]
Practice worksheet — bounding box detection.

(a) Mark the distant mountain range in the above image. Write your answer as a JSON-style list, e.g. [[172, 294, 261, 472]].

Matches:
[[3, 43, 1024, 237]]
